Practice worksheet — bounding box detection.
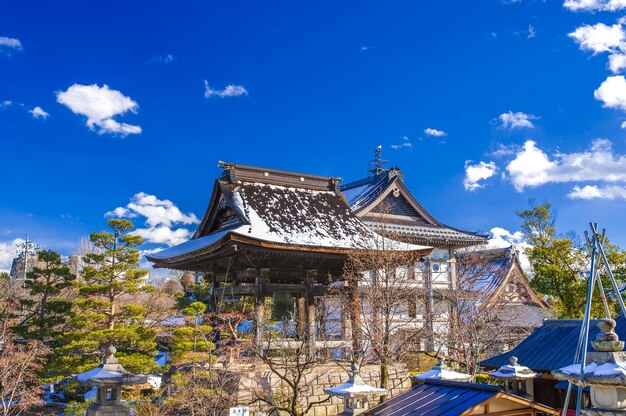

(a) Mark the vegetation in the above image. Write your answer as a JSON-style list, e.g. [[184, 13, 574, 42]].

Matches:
[[518, 201, 626, 318]]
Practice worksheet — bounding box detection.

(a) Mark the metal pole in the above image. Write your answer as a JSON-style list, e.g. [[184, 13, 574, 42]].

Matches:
[[596, 235, 626, 318], [586, 229, 611, 319], [574, 225, 599, 415]]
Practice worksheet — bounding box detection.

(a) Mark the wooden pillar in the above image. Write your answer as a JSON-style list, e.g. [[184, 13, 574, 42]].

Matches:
[[297, 296, 306, 340], [341, 300, 352, 360], [425, 257, 435, 352], [305, 269, 317, 358], [349, 278, 362, 361], [254, 268, 269, 352]]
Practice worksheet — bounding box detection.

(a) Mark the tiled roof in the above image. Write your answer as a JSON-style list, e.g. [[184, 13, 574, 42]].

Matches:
[[481, 316, 626, 372], [364, 221, 487, 246], [148, 165, 431, 266], [341, 170, 487, 246], [365, 379, 500, 416], [458, 247, 516, 294]]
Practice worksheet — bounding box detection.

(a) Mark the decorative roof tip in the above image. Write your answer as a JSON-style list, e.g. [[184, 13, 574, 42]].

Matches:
[[217, 160, 342, 192]]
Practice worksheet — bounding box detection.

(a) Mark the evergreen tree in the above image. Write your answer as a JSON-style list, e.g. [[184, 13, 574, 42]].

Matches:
[[171, 301, 215, 364], [15, 250, 75, 341], [518, 201, 626, 318], [48, 219, 158, 376], [79, 219, 147, 330]]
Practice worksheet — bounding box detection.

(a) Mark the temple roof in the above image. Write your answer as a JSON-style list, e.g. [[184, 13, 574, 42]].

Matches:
[[148, 163, 431, 268], [457, 247, 548, 310], [341, 168, 488, 247], [481, 316, 626, 372]]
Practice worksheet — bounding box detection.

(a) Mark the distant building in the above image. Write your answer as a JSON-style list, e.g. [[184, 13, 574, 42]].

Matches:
[[458, 247, 549, 352], [341, 157, 487, 350]]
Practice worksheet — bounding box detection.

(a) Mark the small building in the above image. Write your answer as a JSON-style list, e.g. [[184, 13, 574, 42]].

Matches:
[[481, 317, 626, 410], [364, 379, 558, 416], [458, 247, 549, 353]]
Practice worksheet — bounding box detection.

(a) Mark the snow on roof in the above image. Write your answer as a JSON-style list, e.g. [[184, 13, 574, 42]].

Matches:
[[342, 171, 486, 246], [147, 229, 231, 261], [414, 368, 473, 382], [556, 361, 626, 378], [489, 357, 540, 379], [325, 381, 387, 395], [233, 182, 427, 250], [76, 366, 125, 383], [414, 359, 472, 382], [324, 363, 387, 397], [149, 182, 430, 263], [458, 247, 515, 293]]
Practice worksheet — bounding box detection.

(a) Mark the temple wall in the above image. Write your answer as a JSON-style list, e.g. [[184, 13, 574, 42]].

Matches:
[[235, 362, 412, 416]]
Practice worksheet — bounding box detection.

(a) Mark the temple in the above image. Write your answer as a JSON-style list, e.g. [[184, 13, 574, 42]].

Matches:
[[341, 148, 488, 349], [147, 161, 431, 355]]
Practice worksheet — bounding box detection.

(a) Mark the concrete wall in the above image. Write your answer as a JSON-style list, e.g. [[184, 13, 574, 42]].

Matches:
[[235, 362, 412, 416]]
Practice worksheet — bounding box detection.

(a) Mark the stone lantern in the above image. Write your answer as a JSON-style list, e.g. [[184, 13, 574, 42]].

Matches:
[[75, 346, 147, 416], [553, 319, 626, 415], [325, 363, 387, 416], [489, 356, 540, 399], [414, 357, 472, 382]]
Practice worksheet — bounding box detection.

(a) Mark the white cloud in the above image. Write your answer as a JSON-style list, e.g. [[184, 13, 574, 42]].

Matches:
[[528, 24, 537, 39], [497, 111, 539, 129], [149, 54, 174, 64], [391, 136, 413, 150], [506, 138, 626, 191], [569, 23, 625, 54], [106, 192, 199, 247], [56, 84, 142, 136], [0, 100, 12, 109], [595, 75, 626, 110], [28, 106, 49, 120], [609, 53, 626, 73], [568, 184, 626, 199], [463, 161, 498, 191], [564, 0, 626, 12], [0, 238, 24, 273], [487, 227, 531, 271], [134, 226, 193, 247], [204, 81, 248, 98], [424, 128, 447, 137], [0, 36, 22, 54], [489, 143, 519, 158]]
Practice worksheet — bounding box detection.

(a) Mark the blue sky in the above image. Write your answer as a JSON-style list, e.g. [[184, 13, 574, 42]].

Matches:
[[3, 0, 626, 270]]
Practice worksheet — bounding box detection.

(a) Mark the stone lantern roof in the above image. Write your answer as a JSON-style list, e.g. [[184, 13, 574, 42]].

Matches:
[[325, 363, 387, 398], [489, 356, 541, 380], [414, 357, 472, 382], [76, 346, 147, 386]]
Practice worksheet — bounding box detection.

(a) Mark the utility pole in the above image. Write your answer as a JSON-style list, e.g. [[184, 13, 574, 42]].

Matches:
[[15, 235, 39, 284]]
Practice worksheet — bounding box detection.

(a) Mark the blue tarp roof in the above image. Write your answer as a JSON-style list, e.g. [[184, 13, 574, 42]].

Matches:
[[365, 380, 500, 416], [481, 316, 626, 372]]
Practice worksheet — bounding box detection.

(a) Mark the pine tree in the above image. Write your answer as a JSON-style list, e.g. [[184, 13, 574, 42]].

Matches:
[[15, 250, 75, 341], [79, 219, 147, 330], [48, 219, 158, 377]]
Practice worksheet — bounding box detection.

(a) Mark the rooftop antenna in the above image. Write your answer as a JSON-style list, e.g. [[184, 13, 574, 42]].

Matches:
[[368, 145, 388, 177]]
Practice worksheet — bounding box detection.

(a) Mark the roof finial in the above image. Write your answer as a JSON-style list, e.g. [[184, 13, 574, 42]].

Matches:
[[368, 145, 388, 177]]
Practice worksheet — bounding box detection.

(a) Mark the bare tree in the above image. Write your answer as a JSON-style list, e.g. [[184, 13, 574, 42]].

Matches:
[[0, 307, 50, 416], [342, 205, 428, 397], [447, 248, 535, 375], [250, 327, 331, 416]]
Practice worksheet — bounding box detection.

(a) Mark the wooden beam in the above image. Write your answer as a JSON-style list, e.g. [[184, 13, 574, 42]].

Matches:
[[306, 269, 317, 359]]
